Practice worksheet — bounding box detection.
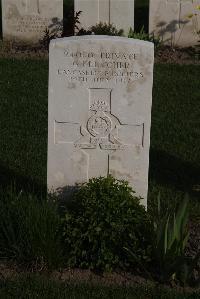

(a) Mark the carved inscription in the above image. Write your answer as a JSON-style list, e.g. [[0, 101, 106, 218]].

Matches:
[[75, 89, 125, 150], [55, 88, 144, 151], [5, 1, 49, 34], [58, 50, 144, 84], [15, 16, 49, 33]]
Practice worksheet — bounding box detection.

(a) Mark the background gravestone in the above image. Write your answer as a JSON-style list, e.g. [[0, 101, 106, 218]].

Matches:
[[74, 0, 134, 35], [47, 36, 154, 207], [149, 0, 200, 47], [2, 0, 63, 44]]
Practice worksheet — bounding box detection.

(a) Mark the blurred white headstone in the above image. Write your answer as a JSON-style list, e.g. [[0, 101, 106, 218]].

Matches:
[[149, 0, 200, 47], [2, 0, 63, 44], [75, 0, 134, 35]]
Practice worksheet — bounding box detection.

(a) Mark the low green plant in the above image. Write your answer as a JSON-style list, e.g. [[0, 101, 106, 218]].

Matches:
[[61, 176, 152, 272], [152, 194, 190, 282], [77, 22, 124, 36], [90, 22, 124, 36], [0, 185, 63, 270], [128, 26, 161, 49], [40, 28, 57, 49], [126, 194, 200, 285]]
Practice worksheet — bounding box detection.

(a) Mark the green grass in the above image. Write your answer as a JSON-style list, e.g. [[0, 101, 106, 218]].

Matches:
[[149, 64, 200, 218], [0, 186, 63, 269], [0, 59, 48, 195], [0, 59, 199, 217], [0, 274, 199, 299]]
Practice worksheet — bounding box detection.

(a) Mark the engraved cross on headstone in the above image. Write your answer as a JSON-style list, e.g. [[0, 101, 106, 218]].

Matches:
[[54, 88, 144, 174]]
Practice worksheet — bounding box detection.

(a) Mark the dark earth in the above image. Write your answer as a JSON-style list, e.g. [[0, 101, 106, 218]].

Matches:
[[1, 39, 200, 65]]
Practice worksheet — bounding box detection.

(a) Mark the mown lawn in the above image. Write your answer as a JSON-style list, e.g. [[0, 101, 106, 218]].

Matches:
[[0, 59, 199, 216], [0, 274, 199, 299]]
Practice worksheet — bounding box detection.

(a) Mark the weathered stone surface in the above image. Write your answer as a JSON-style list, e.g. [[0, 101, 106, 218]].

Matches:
[[74, 0, 134, 35], [149, 0, 200, 47], [2, 0, 63, 44], [47, 36, 154, 207]]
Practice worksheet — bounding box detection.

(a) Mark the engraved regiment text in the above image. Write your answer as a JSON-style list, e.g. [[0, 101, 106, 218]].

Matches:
[[57, 50, 144, 84]]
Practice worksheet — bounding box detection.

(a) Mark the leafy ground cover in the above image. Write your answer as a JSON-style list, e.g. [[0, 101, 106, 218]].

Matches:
[[0, 273, 199, 299], [0, 59, 199, 216]]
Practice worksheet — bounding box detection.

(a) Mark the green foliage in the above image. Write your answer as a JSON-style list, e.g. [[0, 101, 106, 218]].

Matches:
[[128, 27, 161, 49], [77, 22, 124, 36], [61, 176, 152, 271], [153, 194, 200, 286], [152, 194, 190, 282], [0, 186, 63, 270], [40, 28, 58, 49], [73, 11, 82, 32], [90, 22, 124, 36], [126, 194, 200, 285]]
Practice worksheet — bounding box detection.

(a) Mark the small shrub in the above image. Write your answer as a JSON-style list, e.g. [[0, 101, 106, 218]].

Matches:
[[128, 26, 161, 50], [61, 176, 152, 272], [0, 186, 63, 270], [77, 22, 124, 36], [40, 28, 57, 49]]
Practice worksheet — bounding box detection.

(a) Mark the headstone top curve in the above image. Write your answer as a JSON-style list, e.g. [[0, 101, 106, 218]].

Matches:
[[50, 35, 154, 49]]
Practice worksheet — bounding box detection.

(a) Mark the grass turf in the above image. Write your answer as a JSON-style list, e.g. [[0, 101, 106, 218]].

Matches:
[[0, 59, 199, 217], [0, 274, 199, 299]]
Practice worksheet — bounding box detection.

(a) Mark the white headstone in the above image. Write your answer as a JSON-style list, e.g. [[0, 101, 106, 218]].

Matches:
[[75, 0, 134, 35], [47, 36, 154, 207], [2, 0, 63, 44], [149, 0, 200, 47]]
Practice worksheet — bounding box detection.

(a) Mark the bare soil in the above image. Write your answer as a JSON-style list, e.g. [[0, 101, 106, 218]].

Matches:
[[0, 222, 199, 290], [0, 262, 200, 295], [0, 41, 48, 59], [155, 45, 200, 65], [1, 40, 200, 64]]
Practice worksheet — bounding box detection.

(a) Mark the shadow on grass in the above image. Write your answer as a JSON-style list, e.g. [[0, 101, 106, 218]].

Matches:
[[149, 149, 200, 194], [0, 163, 46, 196], [0, 149, 199, 199]]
